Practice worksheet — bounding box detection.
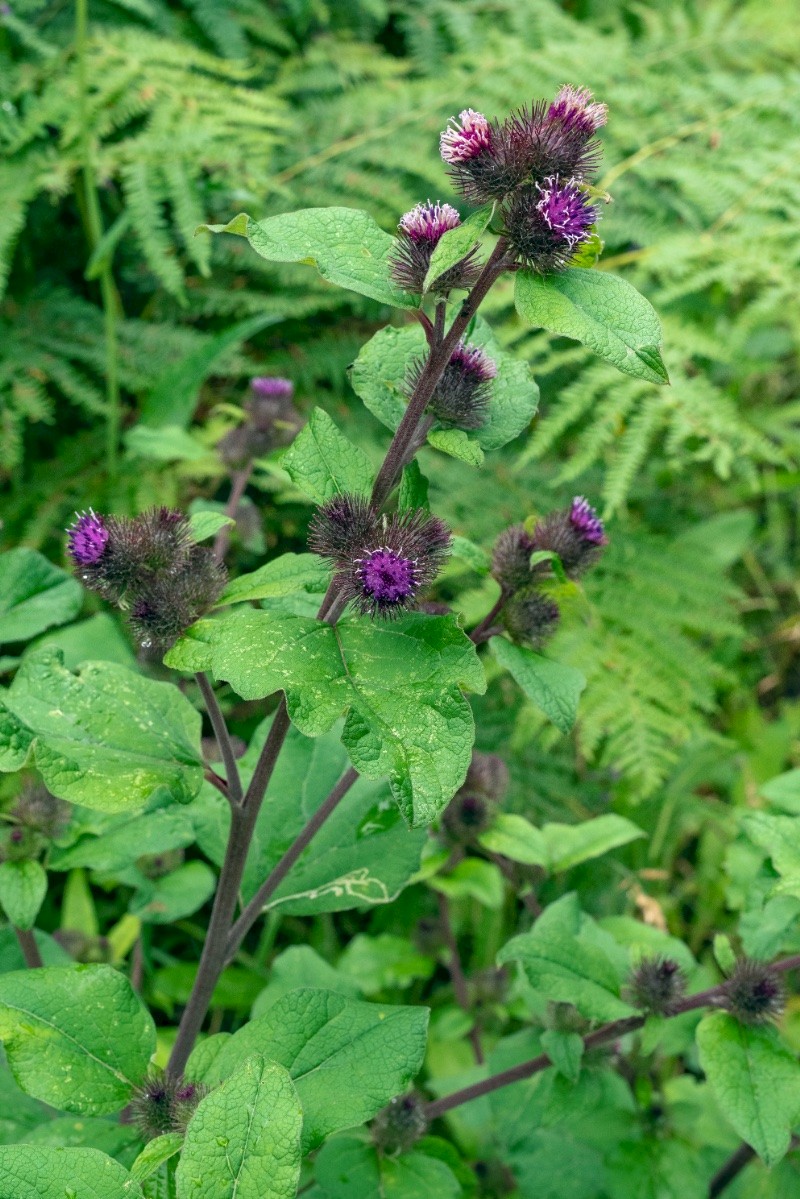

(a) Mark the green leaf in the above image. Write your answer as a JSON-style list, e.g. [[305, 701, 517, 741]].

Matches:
[[28, 613, 136, 672], [315, 1137, 462, 1199], [176, 1054, 301, 1199], [195, 722, 427, 915], [130, 861, 216, 924], [0, 549, 82, 645], [140, 312, 281, 429], [760, 769, 800, 814], [0, 964, 156, 1114], [350, 320, 538, 455], [696, 1012, 800, 1166], [397, 461, 429, 512], [337, 934, 435, 995], [0, 1145, 141, 1199], [1, 649, 203, 811], [427, 428, 485, 466], [188, 511, 234, 542], [540, 1029, 584, 1083], [172, 611, 484, 826], [0, 700, 32, 771], [282, 408, 374, 503], [423, 203, 493, 292], [50, 808, 196, 874], [478, 813, 549, 866], [219, 553, 330, 605], [498, 894, 634, 1022], [541, 815, 645, 872], [131, 1134, 183, 1184], [490, 638, 586, 734], [203, 989, 428, 1151], [252, 946, 360, 1017], [201, 209, 418, 309], [0, 860, 47, 930], [515, 268, 668, 384], [742, 811, 800, 877], [431, 858, 505, 909]]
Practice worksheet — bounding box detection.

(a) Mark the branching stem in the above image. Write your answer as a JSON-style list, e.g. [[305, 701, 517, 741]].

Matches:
[[167, 242, 510, 1076], [423, 954, 800, 1120]]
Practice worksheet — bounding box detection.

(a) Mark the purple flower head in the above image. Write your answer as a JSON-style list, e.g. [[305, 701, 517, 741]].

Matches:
[[536, 177, 598, 248], [531, 497, 608, 578], [548, 85, 608, 136], [310, 496, 451, 619], [569, 496, 607, 545], [251, 376, 294, 399], [399, 201, 461, 243], [131, 1071, 207, 1140], [358, 549, 417, 607], [67, 510, 109, 566], [440, 109, 492, 164], [407, 341, 497, 432], [390, 201, 479, 295], [449, 342, 498, 382], [503, 177, 598, 273]]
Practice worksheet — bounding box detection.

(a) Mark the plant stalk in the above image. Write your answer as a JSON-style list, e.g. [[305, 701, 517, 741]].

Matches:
[[196, 672, 243, 806], [436, 891, 484, 1064], [14, 927, 43, 969]]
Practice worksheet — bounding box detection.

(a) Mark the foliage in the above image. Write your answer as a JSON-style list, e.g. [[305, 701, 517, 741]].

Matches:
[[0, 1, 798, 1198]]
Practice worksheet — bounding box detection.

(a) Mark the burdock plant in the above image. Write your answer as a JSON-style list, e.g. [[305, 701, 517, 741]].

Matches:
[[24, 84, 800, 1199]]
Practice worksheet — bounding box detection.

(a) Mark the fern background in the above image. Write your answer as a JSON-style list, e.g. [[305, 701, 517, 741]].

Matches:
[[1, 0, 799, 1028]]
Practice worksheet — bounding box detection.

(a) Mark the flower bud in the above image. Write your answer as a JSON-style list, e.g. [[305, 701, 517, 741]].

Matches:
[[310, 495, 451, 619], [474, 1159, 517, 1197], [626, 957, 686, 1015], [463, 751, 510, 803], [405, 341, 496, 433], [722, 958, 785, 1025], [491, 524, 536, 593], [218, 377, 301, 467], [11, 782, 70, 841], [502, 587, 560, 650], [390, 201, 481, 296], [137, 848, 185, 880], [130, 1071, 206, 1141], [371, 1092, 428, 1155], [442, 790, 492, 844], [424, 342, 497, 431], [530, 496, 607, 578], [503, 176, 599, 273]]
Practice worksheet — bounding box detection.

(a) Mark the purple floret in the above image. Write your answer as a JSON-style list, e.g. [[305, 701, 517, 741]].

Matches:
[[399, 201, 461, 243], [357, 549, 418, 605], [440, 109, 492, 164], [67, 511, 109, 565], [569, 496, 607, 545], [251, 377, 294, 398], [547, 85, 608, 135], [536, 176, 597, 247]]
